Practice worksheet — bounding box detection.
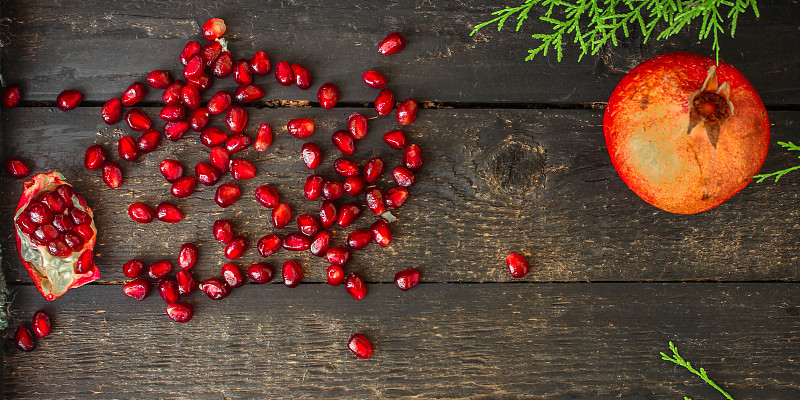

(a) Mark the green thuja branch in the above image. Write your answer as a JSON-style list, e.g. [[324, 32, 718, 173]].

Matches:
[[661, 341, 735, 400], [753, 142, 800, 183]]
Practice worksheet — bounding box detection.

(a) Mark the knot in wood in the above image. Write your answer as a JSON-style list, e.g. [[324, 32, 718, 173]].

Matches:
[[485, 136, 546, 196]]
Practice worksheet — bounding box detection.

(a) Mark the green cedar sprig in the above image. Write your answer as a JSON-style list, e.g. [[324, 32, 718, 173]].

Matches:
[[661, 341, 735, 400], [753, 142, 800, 183], [469, 0, 760, 62]]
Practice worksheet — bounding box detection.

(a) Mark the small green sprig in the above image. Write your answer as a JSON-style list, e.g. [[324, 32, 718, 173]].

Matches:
[[469, 0, 760, 62], [753, 141, 800, 183], [661, 341, 735, 400]]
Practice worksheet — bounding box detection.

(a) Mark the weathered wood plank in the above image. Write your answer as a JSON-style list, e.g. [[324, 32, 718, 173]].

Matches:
[[1, 0, 797, 104], [3, 283, 799, 399], [2, 107, 798, 283]]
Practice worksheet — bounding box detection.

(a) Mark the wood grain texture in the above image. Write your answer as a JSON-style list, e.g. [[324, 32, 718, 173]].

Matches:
[[1, 0, 797, 104], [2, 107, 799, 284]]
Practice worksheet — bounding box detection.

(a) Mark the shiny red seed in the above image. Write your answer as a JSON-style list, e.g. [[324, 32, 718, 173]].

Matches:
[[362, 70, 387, 89], [394, 269, 420, 291], [344, 176, 366, 197], [304, 175, 324, 201], [102, 161, 123, 189], [319, 201, 338, 229], [31, 310, 51, 338], [291, 63, 312, 90], [366, 187, 385, 215], [506, 253, 530, 278], [348, 333, 373, 359], [201, 127, 228, 148], [171, 177, 196, 198], [248, 263, 274, 283], [347, 230, 373, 250], [384, 186, 409, 209], [176, 269, 196, 296], [56, 185, 77, 206], [4, 158, 30, 178], [226, 105, 248, 133], [146, 70, 172, 89], [296, 214, 320, 237], [56, 89, 82, 111], [202, 17, 226, 40], [187, 72, 211, 91], [158, 278, 179, 304], [396, 98, 419, 126], [3, 84, 21, 108], [334, 158, 359, 177], [215, 183, 241, 208], [121, 82, 146, 106], [233, 58, 253, 86], [225, 133, 252, 154], [63, 232, 84, 251], [362, 157, 385, 183], [271, 203, 292, 229], [48, 238, 72, 258], [213, 220, 234, 244], [208, 91, 233, 114], [159, 159, 184, 183], [348, 113, 368, 140], [332, 130, 355, 155], [344, 273, 367, 300], [74, 224, 95, 243], [257, 234, 282, 258], [282, 260, 303, 288], [188, 108, 210, 132], [124, 278, 152, 301], [181, 85, 201, 110], [212, 51, 234, 78], [118, 135, 140, 161], [68, 207, 89, 225], [166, 302, 194, 323], [101, 98, 122, 125], [310, 231, 331, 257], [42, 192, 66, 214], [337, 203, 362, 228], [147, 260, 172, 281], [162, 80, 185, 105], [200, 41, 222, 67], [230, 159, 256, 180], [326, 265, 344, 286], [322, 180, 345, 200], [137, 129, 161, 153], [128, 202, 155, 223], [301, 142, 322, 169], [76, 250, 96, 274], [255, 123, 273, 152], [178, 243, 198, 270], [283, 233, 311, 251], [156, 201, 183, 223], [275, 61, 294, 86], [325, 247, 351, 266], [33, 224, 59, 243], [52, 214, 74, 233], [317, 82, 339, 109], [371, 219, 392, 247], [375, 88, 395, 115], [125, 108, 151, 131], [255, 185, 280, 208], [221, 263, 245, 288], [224, 236, 248, 259], [29, 202, 54, 225], [234, 84, 265, 103], [179, 41, 201, 66], [288, 118, 315, 139], [199, 278, 230, 300], [378, 32, 406, 55], [402, 144, 423, 172], [251, 51, 271, 76], [383, 130, 408, 150], [123, 259, 145, 279], [209, 147, 230, 173], [392, 166, 416, 187], [16, 212, 37, 235]]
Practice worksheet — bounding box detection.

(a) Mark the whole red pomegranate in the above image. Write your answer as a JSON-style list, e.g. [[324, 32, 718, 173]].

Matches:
[[604, 52, 769, 214]]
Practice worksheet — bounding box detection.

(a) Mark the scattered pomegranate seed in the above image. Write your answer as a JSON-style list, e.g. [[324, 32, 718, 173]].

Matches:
[[296, 214, 320, 237], [378, 32, 406, 55], [226, 133, 253, 154], [233, 58, 254, 86], [283, 233, 311, 251], [402, 144, 423, 172], [255, 123, 273, 151], [159, 159, 184, 183], [375, 88, 395, 116], [3, 84, 21, 108], [251, 51, 271, 76], [187, 72, 212, 91], [325, 247, 352, 266], [171, 177, 196, 198], [255, 185, 280, 208], [101, 98, 122, 125], [14, 326, 36, 352], [176, 269, 196, 296], [248, 263, 274, 283], [215, 183, 241, 208], [322, 180, 345, 200], [319, 200, 338, 229], [275, 61, 294, 86], [213, 220, 234, 244], [212, 51, 234, 78], [366, 187, 385, 215], [348, 333, 373, 359], [326, 265, 344, 286], [222, 263, 245, 288], [347, 113, 369, 140], [31, 310, 52, 338], [180, 85, 201, 110], [158, 278, 179, 304], [383, 130, 408, 150], [371, 219, 392, 247], [271, 203, 292, 229], [125, 108, 151, 131], [179, 41, 201, 66], [123, 259, 145, 279], [102, 161, 123, 189], [392, 166, 416, 187], [137, 129, 161, 153], [208, 90, 233, 114], [332, 130, 355, 155], [337, 203, 362, 228], [162, 80, 185, 105], [209, 147, 230, 173], [146, 70, 172, 89], [347, 230, 372, 250], [147, 260, 172, 281], [288, 118, 315, 139], [291, 63, 312, 90], [362, 157, 385, 182], [156, 201, 183, 223], [230, 159, 256, 180], [56, 89, 82, 111], [394, 269, 420, 291], [384, 186, 409, 209], [317, 82, 339, 109], [195, 162, 221, 186], [162, 121, 187, 142], [224, 236, 248, 259], [128, 203, 155, 223], [4, 158, 31, 178], [344, 273, 367, 300], [304, 175, 324, 200], [178, 243, 198, 270], [309, 230, 331, 257], [202, 17, 226, 40], [226, 105, 248, 133], [301, 142, 322, 169], [124, 278, 152, 301], [188, 108, 210, 132], [396, 98, 419, 126], [257, 234, 282, 258], [166, 302, 194, 323], [121, 82, 146, 106], [344, 176, 366, 197], [201, 127, 228, 148], [200, 41, 222, 67], [334, 158, 360, 177], [506, 253, 530, 278], [117, 135, 140, 162], [234, 84, 266, 103], [282, 260, 303, 288], [199, 278, 231, 300], [362, 70, 387, 89]]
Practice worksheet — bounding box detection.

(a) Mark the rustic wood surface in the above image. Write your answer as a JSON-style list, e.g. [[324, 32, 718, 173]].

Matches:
[[1, 0, 798, 399]]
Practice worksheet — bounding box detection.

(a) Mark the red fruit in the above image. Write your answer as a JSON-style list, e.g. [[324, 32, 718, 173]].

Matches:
[[374, 88, 395, 116], [348, 333, 373, 359], [255, 123, 273, 152], [271, 203, 292, 229], [371, 219, 392, 247], [344, 176, 366, 197], [179, 41, 201, 66], [230, 159, 256, 180], [384, 186, 409, 209], [344, 273, 366, 300], [233, 58, 254, 86], [394, 269, 420, 291], [3, 84, 21, 108], [257, 234, 282, 258], [200, 41, 222, 67], [32, 310, 51, 338], [181, 85, 201, 110], [208, 91, 233, 114], [347, 113, 368, 140], [117, 135, 140, 162], [102, 161, 123, 189], [159, 159, 184, 183], [166, 302, 194, 323], [275, 61, 294, 86], [137, 129, 161, 153], [234, 84, 266, 103], [365, 187, 385, 215], [195, 162, 221, 186], [176, 269, 196, 296], [188, 72, 212, 92], [322, 180, 345, 200], [202, 17, 226, 40], [158, 278, 179, 304], [304, 174, 324, 200], [221, 263, 245, 288], [5, 158, 31, 178], [282, 260, 303, 288], [251, 51, 271, 76], [14, 326, 35, 351], [347, 230, 372, 250], [162, 80, 185, 105], [325, 247, 351, 266], [378, 32, 406, 55], [326, 265, 344, 286], [383, 130, 408, 150], [248, 263, 274, 283], [128, 202, 155, 223], [396, 98, 418, 126], [147, 260, 172, 281], [121, 82, 146, 106], [125, 108, 151, 131], [171, 177, 196, 198], [605, 52, 769, 214], [317, 82, 339, 109], [334, 158, 359, 177], [101, 98, 122, 125], [362, 70, 387, 89], [301, 142, 322, 169], [506, 253, 530, 278], [178, 243, 198, 270], [224, 236, 248, 259], [226, 105, 248, 133], [213, 220, 234, 244], [337, 203, 362, 228], [215, 183, 241, 208], [124, 278, 152, 301], [392, 166, 416, 187], [146, 70, 172, 89], [199, 278, 230, 300], [255, 185, 280, 208], [212, 51, 234, 78], [201, 127, 228, 148], [209, 147, 230, 173], [288, 118, 315, 139], [56, 89, 82, 111], [319, 200, 338, 229], [56, 185, 77, 207], [283, 233, 311, 251], [309, 231, 331, 257], [123, 259, 145, 279], [296, 214, 320, 237], [188, 108, 210, 132], [332, 130, 355, 155], [225, 134, 252, 155], [362, 157, 385, 183], [402, 144, 423, 172], [74, 224, 95, 244], [156, 201, 183, 223], [291, 63, 312, 90]]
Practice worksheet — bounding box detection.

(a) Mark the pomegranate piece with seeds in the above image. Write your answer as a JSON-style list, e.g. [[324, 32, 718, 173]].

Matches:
[[375, 88, 395, 116], [56, 90, 82, 111], [32, 310, 51, 338], [209, 147, 230, 173], [199, 278, 230, 300], [3, 84, 21, 108], [337, 203, 362, 228], [212, 51, 233, 78], [251, 51, 271, 76], [14, 326, 36, 352], [304, 175, 324, 200], [121, 82, 146, 106], [156, 201, 183, 223], [234, 84, 265, 103], [202, 17, 226, 40], [371, 219, 392, 247], [124, 278, 152, 301], [332, 130, 355, 155], [230, 159, 256, 180], [348, 113, 368, 139], [275, 61, 294, 86], [402, 144, 423, 172], [213, 220, 234, 244], [179, 41, 201, 66], [248, 263, 274, 283], [158, 278, 179, 304], [125, 108, 151, 131], [347, 230, 372, 250], [146, 70, 172, 89], [363, 157, 384, 183], [282, 260, 303, 288], [101, 98, 122, 125], [506, 253, 530, 278], [310, 231, 331, 257], [325, 247, 352, 266], [255, 185, 280, 208], [137, 129, 161, 153], [394, 269, 420, 291], [383, 130, 408, 150], [128, 203, 155, 223], [344, 273, 367, 300], [302, 142, 322, 169], [392, 166, 416, 187], [292, 63, 312, 90], [123, 259, 145, 279], [224, 236, 248, 259], [348, 333, 373, 359], [271, 203, 292, 229], [159, 159, 184, 183], [147, 260, 172, 281], [117, 136, 140, 162], [378, 32, 406, 55], [171, 177, 196, 198], [5, 158, 31, 179], [255, 123, 273, 152], [215, 183, 241, 208], [257, 234, 282, 258], [396, 98, 419, 126], [222, 263, 245, 288], [166, 302, 194, 323], [226, 105, 248, 133], [362, 70, 387, 89], [195, 162, 221, 186], [176, 270, 196, 296], [288, 118, 315, 139], [326, 265, 344, 286], [384, 186, 409, 209], [208, 91, 233, 114], [317, 83, 339, 109], [178, 243, 198, 270], [233, 59, 254, 86]]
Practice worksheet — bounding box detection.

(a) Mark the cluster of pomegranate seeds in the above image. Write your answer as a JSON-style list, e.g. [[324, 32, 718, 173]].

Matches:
[[14, 309, 52, 352]]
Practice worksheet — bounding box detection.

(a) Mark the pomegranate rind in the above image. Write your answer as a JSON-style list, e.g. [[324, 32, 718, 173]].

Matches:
[[604, 52, 770, 214], [14, 172, 100, 300]]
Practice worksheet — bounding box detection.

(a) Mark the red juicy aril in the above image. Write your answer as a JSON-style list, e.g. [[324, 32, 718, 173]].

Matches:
[[187, 73, 211, 91], [159, 159, 184, 183], [156, 201, 182, 223], [344, 273, 366, 300], [310, 231, 331, 257], [396, 98, 418, 126], [199, 278, 230, 300], [5, 158, 31, 179], [384, 186, 409, 209], [208, 91, 232, 114], [201, 41, 222, 67], [181, 85, 201, 110], [392, 166, 416, 187], [319, 201, 338, 229], [3, 84, 21, 108], [375, 88, 395, 116], [226, 105, 248, 133], [394, 269, 420, 291], [123, 259, 144, 278], [221, 263, 245, 288], [334, 158, 359, 177], [347, 230, 372, 249], [288, 118, 315, 139], [163, 81, 185, 105], [251, 51, 271, 76], [337, 203, 362, 228], [255, 185, 280, 208], [271, 203, 292, 229], [230, 159, 256, 180], [125, 108, 151, 131], [212, 51, 234, 78], [14, 173, 99, 300], [378, 32, 406, 55], [195, 162, 221, 186], [505, 252, 530, 278], [604, 52, 770, 214], [56, 90, 81, 111], [248, 263, 273, 283], [117, 136, 140, 161], [14, 326, 35, 351], [178, 243, 198, 270], [234, 84, 265, 103], [332, 130, 355, 155], [402, 144, 423, 172], [282, 260, 303, 288], [128, 202, 155, 223], [147, 260, 172, 281], [275, 61, 294, 86], [158, 278, 179, 303], [184, 53, 205, 79], [201, 127, 228, 148], [202, 17, 226, 40], [348, 113, 368, 139], [344, 176, 366, 196], [255, 123, 273, 152], [102, 161, 123, 189], [383, 130, 408, 150], [362, 70, 387, 89], [365, 187, 385, 215], [283, 233, 310, 251], [304, 175, 324, 200], [317, 83, 339, 109], [322, 180, 345, 200], [101, 98, 122, 125], [146, 70, 172, 89], [164, 121, 189, 141], [166, 302, 194, 323], [210, 147, 230, 173], [121, 82, 146, 106], [233, 59, 253, 86], [257, 234, 282, 257], [137, 129, 161, 153], [302, 142, 322, 169], [171, 177, 196, 198], [179, 41, 201, 66], [213, 220, 234, 244], [371, 219, 392, 247], [32, 310, 52, 338], [160, 105, 186, 121], [224, 236, 248, 259], [291, 63, 312, 90], [326, 265, 344, 286], [325, 247, 351, 266], [176, 269, 196, 296], [296, 214, 320, 236], [188, 109, 210, 132], [348, 333, 373, 359], [363, 157, 384, 182], [215, 183, 241, 208]]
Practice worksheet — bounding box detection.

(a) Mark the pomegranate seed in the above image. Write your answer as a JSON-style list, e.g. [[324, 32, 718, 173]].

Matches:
[[123, 278, 152, 301], [68, 207, 89, 225], [4, 158, 30, 178], [283, 233, 311, 251], [56, 89, 81, 111], [208, 91, 233, 114], [213, 220, 234, 244], [271, 203, 292, 229], [337, 203, 362, 228], [171, 177, 196, 198], [52, 214, 74, 233], [383, 130, 408, 150], [317, 82, 339, 109], [125, 108, 151, 131], [248, 263, 274, 283], [188, 72, 211, 91], [64, 232, 85, 251], [199, 278, 230, 300], [159, 159, 184, 183], [347, 230, 372, 249], [16, 212, 37, 235], [226, 105, 248, 133], [288, 118, 315, 139], [362, 70, 387, 89], [212, 51, 234, 78], [396, 98, 419, 126], [117, 135, 140, 161], [347, 113, 368, 139], [402, 144, 423, 172], [344, 176, 366, 197], [137, 129, 161, 153], [195, 162, 221, 186], [319, 201, 338, 229], [33, 224, 59, 243], [291, 63, 312, 90], [178, 243, 198, 270], [375, 89, 395, 115], [334, 158, 360, 177], [366, 187, 385, 215], [166, 302, 194, 323], [48, 238, 73, 258], [176, 269, 196, 296], [224, 236, 248, 259], [233, 58, 254, 86], [128, 202, 155, 223], [209, 147, 230, 173], [146, 70, 172, 89], [188, 109, 210, 132], [31, 310, 51, 338], [161, 121, 187, 141], [392, 166, 416, 187], [344, 273, 367, 300], [226, 134, 252, 154], [181, 85, 201, 110], [74, 224, 95, 243], [3, 84, 21, 108], [322, 180, 345, 200], [162, 80, 185, 105], [156, 201, 183, 223], [371, 219, 392, 247], [102, 161, 123, 189], [282, 260, 303, 288], [123, 259, 145, 278], [506, 253, 530, 278], [202, 17, 226, 40], [326, 265, 344, 286], [362, 157, 385, 183], [28, 202, 54, 225], [275, 61, 294, 86], [257, 234, 282, 257], [56, 185, 77, 206], [221, 263, 245, 288], [255, 123, 273, 151], [230, 159, 256, 180], [310, 230, 332, 257], [348, 333, 373, 359], [394, 269, 420, 291], [215, 183, 241, 208], [378, 32, 406, 55], [296, 214, 320, 237], [304, 175, 324, 200], [332, 130, 355, 155], [255, 185, 280, 208], [234, 84, 266, 103], [200, 41, 222, 67], [101, 98, 122, 125], [384, 186, 409, 209], [14, 326, 35, 352], [251, 51, 271, 76], [301, 142, 322, 169], [148, 260, 172, 281], [179, 41, 201, 66], [121, 82, 146, 106], [325, 247, 351, 266], [158, 278, 179, 304]]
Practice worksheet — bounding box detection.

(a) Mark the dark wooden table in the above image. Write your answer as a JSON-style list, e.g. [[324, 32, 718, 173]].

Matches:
[[1, 1, 798, 398]]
